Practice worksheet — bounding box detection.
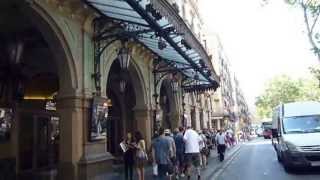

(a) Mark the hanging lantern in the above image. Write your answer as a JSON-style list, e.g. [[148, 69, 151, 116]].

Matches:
[[118, 42, 131, 70], [118, 41, 131, 93], [119, 79, 126, 93], [171, 80, 179, 92]]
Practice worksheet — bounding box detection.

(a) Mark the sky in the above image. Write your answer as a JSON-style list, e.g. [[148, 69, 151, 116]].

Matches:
[[199, 0, 319, 112]]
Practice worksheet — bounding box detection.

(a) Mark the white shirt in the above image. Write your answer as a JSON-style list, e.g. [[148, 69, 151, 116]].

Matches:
[[215, 133, 226, 145], [199, 134, 206, 150], [183, 129, 201, 153]]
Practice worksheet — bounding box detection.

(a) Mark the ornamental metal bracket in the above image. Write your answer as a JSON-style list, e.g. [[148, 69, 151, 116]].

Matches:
[[152, 58, 190, 88], [153, 60, 176, 89], [92, 18, 154, 96]]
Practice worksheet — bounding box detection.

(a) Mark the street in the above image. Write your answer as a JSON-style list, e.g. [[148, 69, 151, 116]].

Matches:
[[216, 138, 320, 180]]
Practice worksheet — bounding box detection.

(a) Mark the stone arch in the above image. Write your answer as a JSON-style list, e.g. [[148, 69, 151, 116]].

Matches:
[[24, 2, 79, 94], [103, 43, 151, 154], [13, 2, 81, 179], [128, 58, 148, 109], [102, 43, 148, 109], [159, 78, 179, 129]]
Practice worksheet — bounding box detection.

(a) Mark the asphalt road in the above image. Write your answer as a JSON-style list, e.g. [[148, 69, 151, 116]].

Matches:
[[216, 138, 320, 180]]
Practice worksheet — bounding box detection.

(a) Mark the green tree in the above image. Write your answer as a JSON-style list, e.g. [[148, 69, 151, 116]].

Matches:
[[255, 75, 320, 118]]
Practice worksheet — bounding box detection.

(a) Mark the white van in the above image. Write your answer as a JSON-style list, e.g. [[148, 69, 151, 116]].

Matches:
[[272, 101, 320, 172]]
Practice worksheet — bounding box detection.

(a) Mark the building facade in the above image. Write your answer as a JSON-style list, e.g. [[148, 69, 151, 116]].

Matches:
[[0, 0, 219, 180], [208, 37, 236, 130], [172, 0, 215, 131], [233, 77, 252, 132]]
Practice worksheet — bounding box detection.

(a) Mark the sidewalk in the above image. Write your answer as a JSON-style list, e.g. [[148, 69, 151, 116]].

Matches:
[[99, 143, 242, 180]]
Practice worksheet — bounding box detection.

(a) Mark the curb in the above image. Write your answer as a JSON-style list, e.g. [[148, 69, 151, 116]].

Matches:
[[204, 144, 242, 180]]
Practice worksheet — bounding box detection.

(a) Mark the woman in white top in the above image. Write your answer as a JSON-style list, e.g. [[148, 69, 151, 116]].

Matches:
[[134, 131, 146, 180]]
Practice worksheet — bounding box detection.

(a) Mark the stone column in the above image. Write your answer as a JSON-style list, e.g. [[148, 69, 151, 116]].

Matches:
[[57, 95, 114, 180], [56, 95, 84, 180], [78, 96, 114, 180], [133, 108, 151, 148], [217, 119, 221, 130], [195, 108, 201, 131]]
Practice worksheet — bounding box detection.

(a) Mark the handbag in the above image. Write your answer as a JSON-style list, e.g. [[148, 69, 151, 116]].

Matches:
[[152, 164, 158, 176], [136, 149, 148, 161]]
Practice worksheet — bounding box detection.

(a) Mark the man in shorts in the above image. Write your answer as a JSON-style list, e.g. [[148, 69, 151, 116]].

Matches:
[[152, 127, 173, 180], [183, 127, 202, 180]]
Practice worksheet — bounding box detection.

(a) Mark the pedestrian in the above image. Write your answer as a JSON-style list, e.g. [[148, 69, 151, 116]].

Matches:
[[152, 127, 174, 180], [231, 133, 236, 146], [134, 131, 147, 180], [203, 129, 212, 158], [183, 127, 202, 180], [165, 129, 176, 179], [211, 130, 217, 149], [198, 130, 208, 169], [151, 131, 160, 177], [215, 129, 227, 162], [226, 132, 231, 147], [173, 127, 185, 178], [122, 132, 135, 180]]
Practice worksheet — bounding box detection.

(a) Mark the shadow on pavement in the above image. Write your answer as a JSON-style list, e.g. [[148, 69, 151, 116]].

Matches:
[[289, 167, 320, 175]]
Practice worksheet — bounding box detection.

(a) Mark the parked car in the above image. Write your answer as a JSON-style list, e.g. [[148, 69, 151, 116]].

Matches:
[[272, 101, 320, 172], [256, 128, 263, 137]]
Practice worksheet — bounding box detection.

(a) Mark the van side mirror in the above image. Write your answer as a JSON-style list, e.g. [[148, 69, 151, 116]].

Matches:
[[272, 129, 279, 137]]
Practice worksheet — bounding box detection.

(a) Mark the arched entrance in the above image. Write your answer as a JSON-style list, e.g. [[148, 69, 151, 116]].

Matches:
[[0, 1, 76, 179], [106, 58, 146, 157], [159, 79, 179, 130]]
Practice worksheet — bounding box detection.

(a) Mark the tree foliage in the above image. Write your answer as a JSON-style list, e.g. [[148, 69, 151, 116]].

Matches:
[[262, 1, 320, 58], [255, 75, 320, 118], [285, 0, 320, 61]]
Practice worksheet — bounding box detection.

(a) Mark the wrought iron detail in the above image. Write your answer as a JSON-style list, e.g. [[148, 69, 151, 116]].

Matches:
[[92, 18, 155, 95]]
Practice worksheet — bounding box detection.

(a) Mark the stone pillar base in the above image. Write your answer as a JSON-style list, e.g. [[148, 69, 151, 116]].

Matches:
[[78, 152, 114, 180], [58, 162, 77, 180], [133, 108, 151, 147]]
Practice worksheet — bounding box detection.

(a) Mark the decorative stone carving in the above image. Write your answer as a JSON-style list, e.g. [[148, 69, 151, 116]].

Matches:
[[34, 0, 94, 23]]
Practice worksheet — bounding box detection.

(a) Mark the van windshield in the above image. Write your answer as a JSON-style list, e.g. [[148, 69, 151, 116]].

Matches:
[[283, 115, 320, 134]]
